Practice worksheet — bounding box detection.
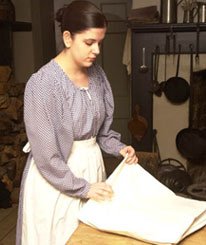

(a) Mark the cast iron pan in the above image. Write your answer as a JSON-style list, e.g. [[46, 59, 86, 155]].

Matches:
[[176, 128, 206, 160], [163, 44, 190, 104]]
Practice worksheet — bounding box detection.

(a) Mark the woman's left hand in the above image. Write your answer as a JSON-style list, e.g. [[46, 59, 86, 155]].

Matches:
[[119, 146, 138, 164]]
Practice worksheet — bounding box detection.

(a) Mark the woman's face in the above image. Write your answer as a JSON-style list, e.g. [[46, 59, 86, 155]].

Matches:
[[67, 27, 106, 68]]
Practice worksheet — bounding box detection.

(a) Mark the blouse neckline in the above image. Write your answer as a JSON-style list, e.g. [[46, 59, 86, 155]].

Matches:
[[51, 59, 92, 90]]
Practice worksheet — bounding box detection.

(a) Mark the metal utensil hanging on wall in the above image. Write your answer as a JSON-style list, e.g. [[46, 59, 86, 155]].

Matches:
[[165, 29, 176, 63], [189, 43, 194, 126], [128, 104, 148, 142], [139, 47, 148, 73], [151, 45, 162, 96], [162, 44, 190, 104]]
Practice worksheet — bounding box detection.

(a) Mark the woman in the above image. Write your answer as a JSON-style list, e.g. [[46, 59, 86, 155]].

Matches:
[[16, 1, 138, 244]]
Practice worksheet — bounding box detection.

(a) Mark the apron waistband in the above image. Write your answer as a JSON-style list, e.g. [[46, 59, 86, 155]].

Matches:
[[71, 137, 96, 148], [22, 137, 97, 153]]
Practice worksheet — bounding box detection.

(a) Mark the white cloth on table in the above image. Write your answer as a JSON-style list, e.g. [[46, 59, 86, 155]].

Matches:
[[22, 138, 106, 245], [79, 156, 206, 245]]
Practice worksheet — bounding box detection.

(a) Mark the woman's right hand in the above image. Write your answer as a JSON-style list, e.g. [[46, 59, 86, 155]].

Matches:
[[86, 182, 114, 201]]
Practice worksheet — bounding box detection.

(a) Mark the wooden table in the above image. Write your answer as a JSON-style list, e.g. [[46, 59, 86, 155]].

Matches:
[[67, 222, 206, 245]]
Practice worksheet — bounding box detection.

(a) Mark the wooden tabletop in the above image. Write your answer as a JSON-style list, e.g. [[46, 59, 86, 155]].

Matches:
[[67, 222, 206, 245]]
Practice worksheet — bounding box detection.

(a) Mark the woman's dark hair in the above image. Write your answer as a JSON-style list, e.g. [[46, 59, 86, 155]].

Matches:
[[55, 0, 107, 34]]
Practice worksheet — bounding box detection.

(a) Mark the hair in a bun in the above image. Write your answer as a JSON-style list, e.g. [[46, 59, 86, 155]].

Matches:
[[55, 5, 68, 25], [55, 1, 107, 34]]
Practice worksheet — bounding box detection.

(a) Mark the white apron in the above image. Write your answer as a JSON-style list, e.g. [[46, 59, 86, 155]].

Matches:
[[22, 137, 106, 245]]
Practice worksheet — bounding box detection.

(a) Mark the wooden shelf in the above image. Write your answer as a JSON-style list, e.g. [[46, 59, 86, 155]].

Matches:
[[129, 22, 206, 33], [0, 21, 32, 32], [0, 20, 32, 65]]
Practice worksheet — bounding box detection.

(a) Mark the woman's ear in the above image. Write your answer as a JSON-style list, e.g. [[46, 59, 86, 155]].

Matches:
[[63, 31, 72, 48]]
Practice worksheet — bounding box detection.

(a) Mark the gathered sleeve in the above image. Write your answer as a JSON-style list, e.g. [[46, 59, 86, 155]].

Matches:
[[96, 67, 126, 156], [24, 73, 90, 198]]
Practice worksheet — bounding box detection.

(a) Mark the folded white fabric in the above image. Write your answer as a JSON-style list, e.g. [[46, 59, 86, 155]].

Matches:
[[78, 157, 206, 245]]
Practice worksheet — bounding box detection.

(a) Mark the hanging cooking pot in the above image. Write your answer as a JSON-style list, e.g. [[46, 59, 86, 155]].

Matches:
[[162, 44, 190, 104], [176, 127, 206, 160]]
